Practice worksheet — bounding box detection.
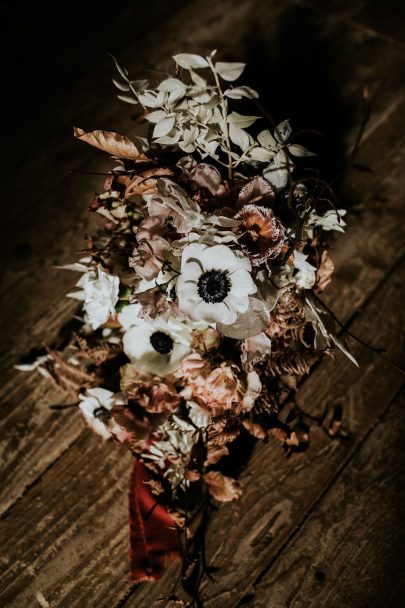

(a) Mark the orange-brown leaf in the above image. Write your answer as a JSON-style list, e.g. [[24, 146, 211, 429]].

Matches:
[[208, 427, 240, 445], [73, 127, 150, 161], [315, 250, 334, 293], [242, 419, 268, 439], [204, 445, 229, 466], [204, 471, 242, 502]]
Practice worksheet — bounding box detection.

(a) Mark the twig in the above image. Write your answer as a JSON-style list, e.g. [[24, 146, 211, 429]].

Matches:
[[311, 292, 405, 375]]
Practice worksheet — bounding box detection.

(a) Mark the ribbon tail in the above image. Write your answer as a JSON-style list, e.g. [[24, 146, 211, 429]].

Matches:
[[129, 459, 180, 582]]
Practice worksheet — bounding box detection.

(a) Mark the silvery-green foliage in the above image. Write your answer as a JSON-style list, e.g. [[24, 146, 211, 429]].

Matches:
[[306, 297, 359, 367], [110, 55, 149, 105], [112, 51, 314, 182], [307, 209, 347, 238]]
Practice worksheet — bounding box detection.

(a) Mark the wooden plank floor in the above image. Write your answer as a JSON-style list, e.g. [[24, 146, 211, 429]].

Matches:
[[1, 1, 404, 607]]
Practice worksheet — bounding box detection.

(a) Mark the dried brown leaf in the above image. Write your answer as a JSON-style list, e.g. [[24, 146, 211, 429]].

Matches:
[[185, 469, 201, 482], [315, 250, 334, 293], [270, 427, 288, 444], [322, 404, 350, 439], [204, 471, 242, 502], [285, 431, 300, 447], [208, 427, 240, 446], [74, 127, 150, 161], [242, 419, 268, 439], [204, 445, 229, 466]]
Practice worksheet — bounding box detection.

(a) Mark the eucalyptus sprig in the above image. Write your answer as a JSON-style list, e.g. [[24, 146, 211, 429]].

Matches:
[[112, 51, 314, 183]]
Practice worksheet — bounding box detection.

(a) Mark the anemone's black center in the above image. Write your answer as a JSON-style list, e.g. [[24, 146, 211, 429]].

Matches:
[[93, 406, 109, 420], [150, 331, 174, 354], [197, 269, 231, 304]]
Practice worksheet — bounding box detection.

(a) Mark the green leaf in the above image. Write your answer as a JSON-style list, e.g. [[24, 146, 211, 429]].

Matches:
[[226, 111, 259, 128], [110, 55, 129, 80], [248, 146, 274, 162], [138, 92, 161, 108], [274, 119, 292, 143], [153, 115, 176, 138], [190, 69, 207, 87], [224, 86, 259, 99], [112, 79, 130, 92], [288, 144, 315, 157], [229, 124, 251, 150], [145, 110, 167, 123], [157, 78, 186, 93], [173, 53, 209, 69], [257, 129, 277, 149], [215, 61, 245, 81], [117, 95, 138, 105]]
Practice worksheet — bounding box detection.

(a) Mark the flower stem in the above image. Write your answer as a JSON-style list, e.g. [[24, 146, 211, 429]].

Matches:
[[206, 56, 233, 181]]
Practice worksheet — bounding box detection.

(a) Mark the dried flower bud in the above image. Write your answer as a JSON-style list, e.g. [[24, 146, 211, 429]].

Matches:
[[235, 204, 286, 265], [191, 327, 221, 352]]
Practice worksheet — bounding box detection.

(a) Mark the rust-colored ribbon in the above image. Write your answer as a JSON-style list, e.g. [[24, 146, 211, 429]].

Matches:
[[129, 459, 180, 582]]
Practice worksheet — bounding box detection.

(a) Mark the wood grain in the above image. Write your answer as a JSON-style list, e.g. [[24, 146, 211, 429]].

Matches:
[[247, 387, 405, 608], [1, 258, 402, 608], [0, 2, 404, 607]]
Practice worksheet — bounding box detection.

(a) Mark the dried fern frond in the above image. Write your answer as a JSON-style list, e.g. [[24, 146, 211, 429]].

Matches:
[[267, 349, 320, 376], [74, 334, 122, 365], [44, 347, 95, 395], [271, 286, 312, 346]]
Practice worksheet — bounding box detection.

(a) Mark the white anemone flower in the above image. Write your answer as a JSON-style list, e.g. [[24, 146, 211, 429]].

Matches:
[[122, 317, 192, 375], [68, 265, 120, 330], [293, 251, 317, 289], [79, 388, 125, 440], [176, 243, 256, 325], [118, 303, 142, 331]]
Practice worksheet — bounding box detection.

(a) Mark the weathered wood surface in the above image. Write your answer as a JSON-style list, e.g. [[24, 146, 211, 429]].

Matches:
[[1, 0, 404, 518], [124, 259, 405, 608], [1, 1, 404, 607], [247, 388, 405, 608]]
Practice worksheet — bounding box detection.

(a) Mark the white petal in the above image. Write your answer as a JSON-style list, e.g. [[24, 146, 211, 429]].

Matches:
[[181, 261, 204, 280], [118, 303, 142, 331], [123, 324, 153, 360], [192, 300, 236, 324], [225, 292, 250, 313], [230, 268, 257, 297], [200, 244, 238, 271], [181, 243, 208, 267]]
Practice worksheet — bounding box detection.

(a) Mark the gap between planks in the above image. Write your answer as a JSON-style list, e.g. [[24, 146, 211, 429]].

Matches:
[[244, 385, 405, 607], [235, 383, 405, 607]]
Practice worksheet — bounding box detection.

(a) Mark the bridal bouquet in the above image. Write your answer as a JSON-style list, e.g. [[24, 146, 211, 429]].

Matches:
[[19, 51, 354, 598]]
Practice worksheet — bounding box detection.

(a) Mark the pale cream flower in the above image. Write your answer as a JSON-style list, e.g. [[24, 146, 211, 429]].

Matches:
[[122, 316, 192, 375], [177, 243, 256, 325], [69, 266, 120, 330], [79, 388, 126, 441]]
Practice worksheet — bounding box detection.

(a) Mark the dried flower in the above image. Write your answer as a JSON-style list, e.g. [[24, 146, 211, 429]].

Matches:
[[79, 388, 128, 441], [148, 178, 203, 233], [235, 204, 285, 265], [129, 218, 170, 281], [120, 364, 180, 414], [68, 266, 119, 330], [182, 363, 261, 416], [204, 471, 242, 502], [238, 176, 275, 206]]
